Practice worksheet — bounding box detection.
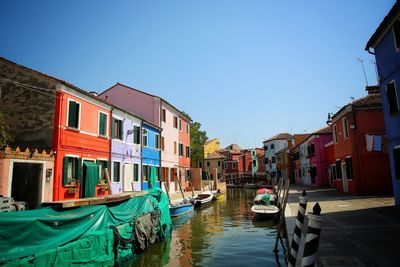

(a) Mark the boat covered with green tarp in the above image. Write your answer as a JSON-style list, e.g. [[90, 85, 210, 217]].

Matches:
[[0, 188, 172, 266]]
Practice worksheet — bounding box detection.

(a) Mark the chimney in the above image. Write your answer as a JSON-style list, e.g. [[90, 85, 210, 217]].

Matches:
[[365, 85, 380, 95]]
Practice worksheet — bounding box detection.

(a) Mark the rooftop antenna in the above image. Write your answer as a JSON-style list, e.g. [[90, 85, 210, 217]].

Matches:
[[357, 57, 368, 86]]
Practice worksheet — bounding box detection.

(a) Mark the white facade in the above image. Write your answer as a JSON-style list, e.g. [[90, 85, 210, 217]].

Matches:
[[264, 138, 293, 178], [299, 140, 311, 185], [161, 101, 180, 193]]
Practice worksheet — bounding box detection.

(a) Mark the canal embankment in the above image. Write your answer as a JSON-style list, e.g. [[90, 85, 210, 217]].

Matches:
[[284, 184, 399, 267]]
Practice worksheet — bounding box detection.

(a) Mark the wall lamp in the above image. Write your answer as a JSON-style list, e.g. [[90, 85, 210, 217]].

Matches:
[[326, 113, 334, 126]]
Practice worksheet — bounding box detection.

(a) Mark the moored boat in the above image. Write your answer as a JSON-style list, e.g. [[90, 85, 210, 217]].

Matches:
[[169, 201, 194, 217], [191, 192, 213, 207], [251, 192, 279, 219], [212, 189, 225, 200]]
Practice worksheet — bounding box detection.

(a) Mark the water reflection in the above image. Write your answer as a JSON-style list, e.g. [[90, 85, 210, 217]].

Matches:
[[129, 188, 285, 267]]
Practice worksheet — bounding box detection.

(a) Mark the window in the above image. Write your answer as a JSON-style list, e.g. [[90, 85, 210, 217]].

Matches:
[[394, 147, 400, 180], [224, 163, 228, 169], [98, 160, 108, 181], [271, 144, 275, 150], [186, 146, 190, 158], [179, 143, 184, 156], [67, 100, 80, 129], [333, 124, 338, 144], [142, 165, 149, 181], [253, 160, 257, 166], [386, 81, 399, 115], [342, 117, 349, 139], [252, 151, 255, 156], [186, 169, 190, 179], [162, 108, 166, 122], [199, 162, 203, 168], [393, 20, 400, 50], [179, 119, 182, 131], [186, 124, 189, 134], [307, 144, 315, 157], [133, 163, 139, 182], [264, 145, 268, 151], [335, 160, 342, 179], [133, 126, 140, 144], [264, 158, 268, 164], [233, 162, 237, 169], [329, 165, 337, 182], [63, 157, 81, 185], [142, 129, 148, 147], [155, 134, 160, 149], [345, 157, 353, 179], [207, 161, 210, 167], [173, 116, 178, 128], [218, 160, 221, 166], [272, 157, 276, 163], [174, 141, 177, 154], [98, 112, 107, 136], [161, 136, 165, 151], [113, 161, 121, 182], [112, 118, 123, 140]]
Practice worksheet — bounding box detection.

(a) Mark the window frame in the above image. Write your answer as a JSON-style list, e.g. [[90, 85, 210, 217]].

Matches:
[[162, 108, 166, 123], [186, 124, 189, 134], [67, 99, 81, 130], [112, 161, 121, 183], [179, 118, 182, 131], [333, 124, 338, 144], [111, 117, 123, 140], [155, 133, 160, 150], [342, 117, 349, 139], [386, 80, 400, 116], [133, 163, 139, 182], [98, 111, 108, 137], [179, 143, 184, 157], [142, 128, 148, 147], [392, 19, 400, 51], [186, 145, 190, 158], [173, 116, 178, 128]]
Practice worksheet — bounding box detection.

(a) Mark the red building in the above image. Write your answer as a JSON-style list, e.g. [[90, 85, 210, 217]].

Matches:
[[53, 88, 112, 200], [329, 86, 392, 195], [219, 144, 243, 183]]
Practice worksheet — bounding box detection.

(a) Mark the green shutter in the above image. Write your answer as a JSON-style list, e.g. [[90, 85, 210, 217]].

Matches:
[[114, 162, 120, 182], [111, 118, 115, 138], [133, 164, 138, 182], [68, 102, 76, 127], [99, 113, 106, 136], [75, 103, 80, 128], [63, 157, 69, 185], [76, 158, 82, 184]]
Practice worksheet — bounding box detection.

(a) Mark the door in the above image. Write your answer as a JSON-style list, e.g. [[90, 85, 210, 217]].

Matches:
[[11, 163, 42, 209], [123, 163, 134, 191], [341, 162, 348, 192], [82, 161, 98, 198]]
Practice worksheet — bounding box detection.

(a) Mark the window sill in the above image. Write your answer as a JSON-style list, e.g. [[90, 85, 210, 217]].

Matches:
[[98, 135, 108, 139], [66, 127, 80, 132], [64, 184, 80, 188]]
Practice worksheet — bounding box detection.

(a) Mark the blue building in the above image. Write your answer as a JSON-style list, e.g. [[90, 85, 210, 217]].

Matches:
[[141, 122, 161, 190], [366, 1, 400, 204]]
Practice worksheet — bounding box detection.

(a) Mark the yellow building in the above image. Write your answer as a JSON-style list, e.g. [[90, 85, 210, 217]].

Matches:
[[203, 138, 221, 158]]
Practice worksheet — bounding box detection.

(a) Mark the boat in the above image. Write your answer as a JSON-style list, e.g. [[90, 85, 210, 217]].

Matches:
[[191, 192, 213, 207], [169, 200, 194, 217], [251, 192, 279, 219], [256, 187, 274, 195], [212, 189, 225, 200], [243, 183, 257, 189]]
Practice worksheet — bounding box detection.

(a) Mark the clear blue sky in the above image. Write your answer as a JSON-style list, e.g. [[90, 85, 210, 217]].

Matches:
[[0, 0, 395, 148]]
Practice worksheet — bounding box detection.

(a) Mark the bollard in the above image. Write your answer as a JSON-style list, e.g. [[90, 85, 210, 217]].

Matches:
[[288, 190, 308, 267], [301, 202, 322, 267]]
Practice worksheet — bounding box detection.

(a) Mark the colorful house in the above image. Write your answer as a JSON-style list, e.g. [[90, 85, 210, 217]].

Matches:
[[219, 144, 242, 183], [276, 141, 293, 182], [141, 122, 161, 190], [203, 138, 221, 159], [263, 133, 294, 179], [297, 127, 332, 187], [203, 151, 225, 180], [328, 86, 392, 195], [178, 115, 191, 190], [98, 83, 191, 192], [366, 1, 400, 204], [109, 108, 142, 193]]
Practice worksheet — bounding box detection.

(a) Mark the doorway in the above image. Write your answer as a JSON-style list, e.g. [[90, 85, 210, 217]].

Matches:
[[341, 162, 349, 192], [11, 162, 43, 209]]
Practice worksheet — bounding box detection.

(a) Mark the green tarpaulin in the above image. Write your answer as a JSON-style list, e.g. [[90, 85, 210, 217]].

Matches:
[[0, 188, 172, 266]]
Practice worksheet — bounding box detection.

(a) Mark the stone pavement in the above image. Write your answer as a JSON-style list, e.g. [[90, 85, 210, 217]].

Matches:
[[284, 184, 399, 267]]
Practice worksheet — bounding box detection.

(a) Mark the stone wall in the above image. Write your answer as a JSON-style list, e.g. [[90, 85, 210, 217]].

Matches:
[[0, 58, 57, 150]]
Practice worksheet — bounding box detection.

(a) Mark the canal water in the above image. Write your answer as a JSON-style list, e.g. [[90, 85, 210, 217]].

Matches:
[[129, 188, 286, 267]]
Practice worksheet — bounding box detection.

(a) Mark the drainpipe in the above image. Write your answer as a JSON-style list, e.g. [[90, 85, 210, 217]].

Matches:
[[109, 106, 115, 194]]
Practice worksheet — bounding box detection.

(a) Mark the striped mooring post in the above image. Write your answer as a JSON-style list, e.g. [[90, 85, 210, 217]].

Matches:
[[288, 189, 308, 267], [301, 202, 323, 267]]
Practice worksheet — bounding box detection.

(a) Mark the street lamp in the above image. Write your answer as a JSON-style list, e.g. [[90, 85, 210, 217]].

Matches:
[[326, 113, 333, 126]]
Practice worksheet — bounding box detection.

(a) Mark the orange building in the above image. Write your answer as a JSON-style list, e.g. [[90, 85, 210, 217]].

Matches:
[[53, 87, 111, 200]]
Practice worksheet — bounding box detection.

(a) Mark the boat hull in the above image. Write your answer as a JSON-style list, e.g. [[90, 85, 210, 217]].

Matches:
[[192, 193, 213, 207], [251, 204, 279, 219], [212, 193, 225, 200], [169, 203, 194, 217]]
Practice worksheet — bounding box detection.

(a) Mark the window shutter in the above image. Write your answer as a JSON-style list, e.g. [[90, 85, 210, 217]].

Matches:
[[63, 157, 69, 185], [75, 103, 80, 128], [111, 118, 115, 138], [68, 102, 76, 127], [76, 158, 82, 184], [99, 113, 106, 135]]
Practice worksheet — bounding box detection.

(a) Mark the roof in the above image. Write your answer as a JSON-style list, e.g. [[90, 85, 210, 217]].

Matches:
[[204, 138, 219, 146], [366, 1, 400, 50], [0, 57, 161, 130], [276, 146, 290, 155], [100, 82, 192, 122], [204, 151, 226, 159], [332, 93, 382, 121], [314, 126, 332, 135], [264, 133, 293, 143], [224, 144, 241, 151]]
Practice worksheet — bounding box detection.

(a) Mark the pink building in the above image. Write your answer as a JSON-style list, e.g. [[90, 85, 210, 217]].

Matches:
[[301, 127, 333, 187]]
